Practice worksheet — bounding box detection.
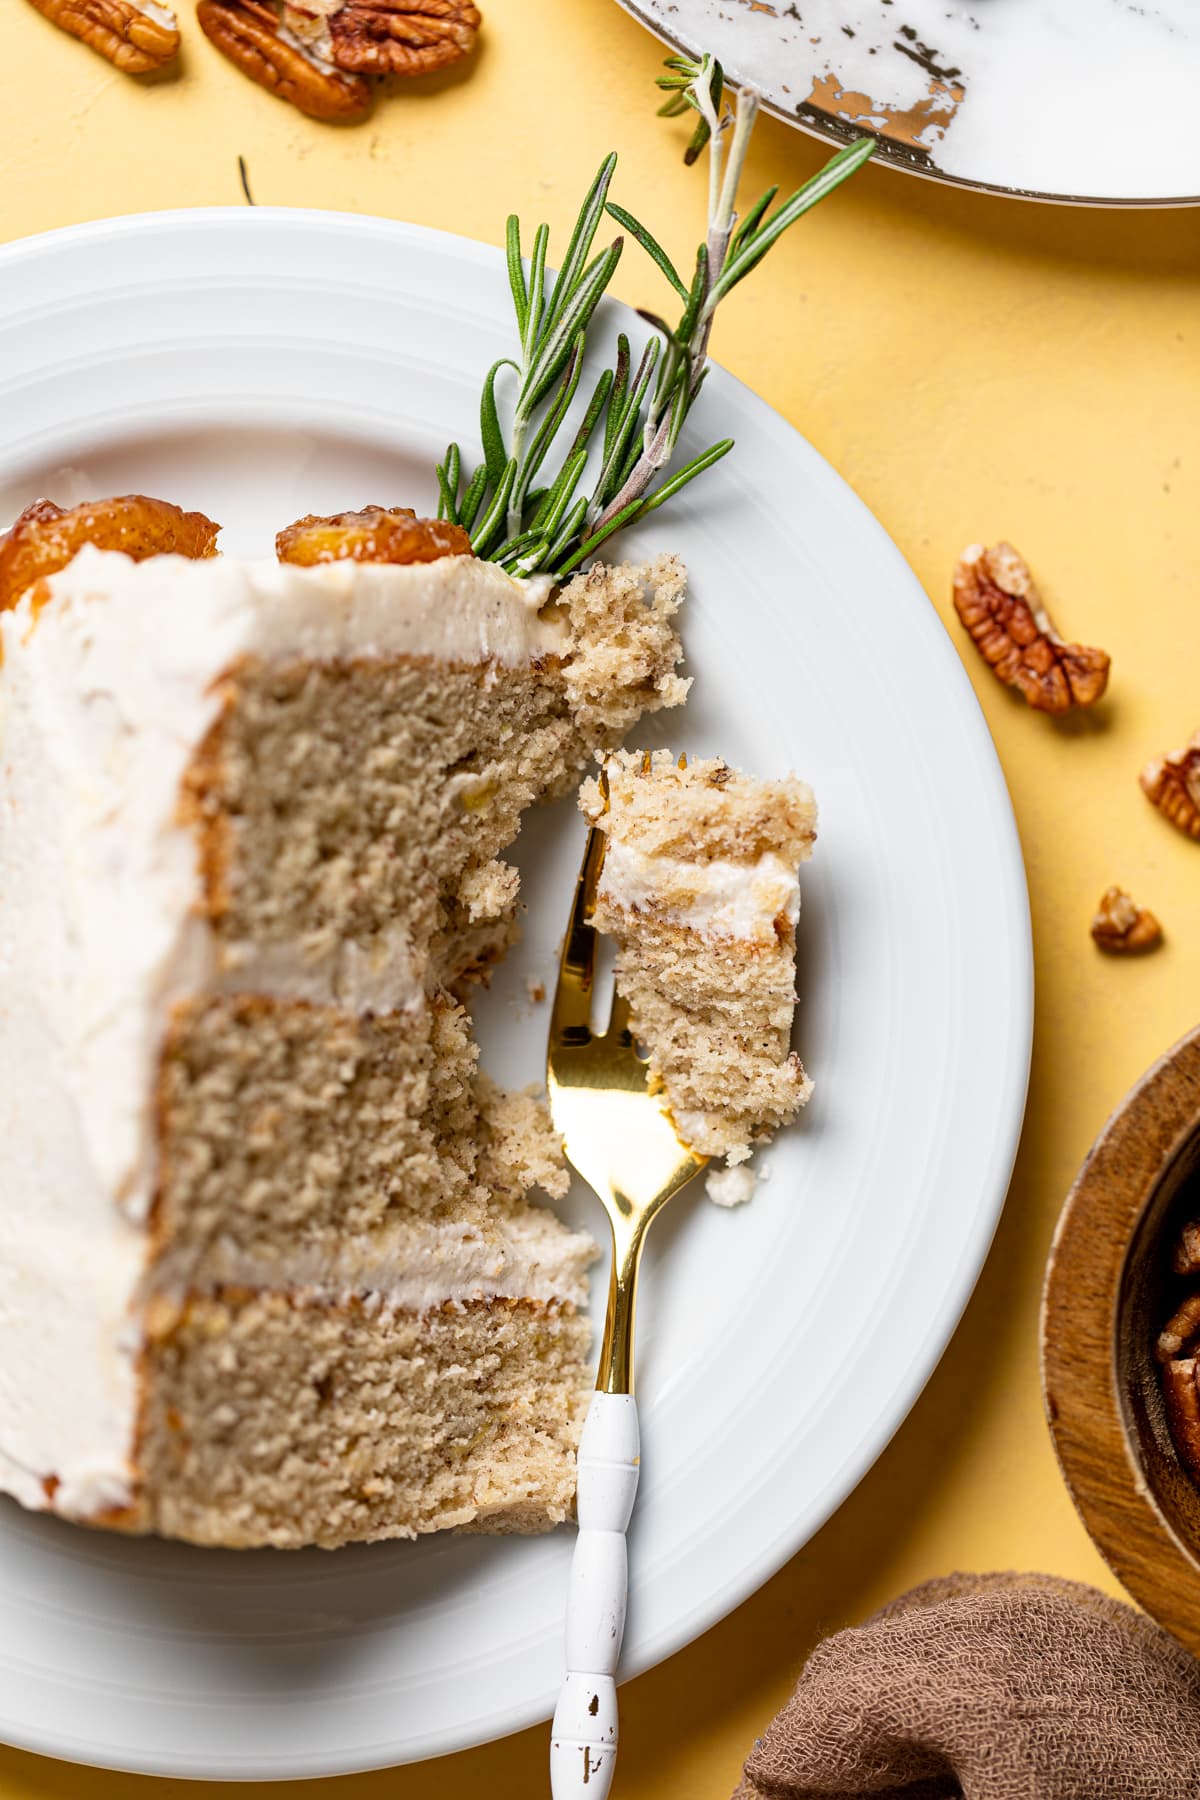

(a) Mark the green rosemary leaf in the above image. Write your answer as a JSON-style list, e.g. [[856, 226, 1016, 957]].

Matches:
[[480, 359, 518, 487], [435, 443, 461, 522], [538, 447, 589, 537], [637, 435, 733, 514], [665, 362, 693, 451], [710, 137, 874, 304], [508, 539, 551, 577], [553, 499, 640, 575], [524, 485, 549, 519], [523, 222, 550, 364], [675, 242, 709, 346], [683, 113, 711, 166], [656, 91, 691, 115], [605, 202, 689, 301], [510, 332, 585, 525], [548, 153, 618, 321], [729, 184, 777, 255], [546, 493, 589, 566], [493, 525, 546, 564], [566, 365, 615, 466], [650, 334, 686, 422], [459, 463, 490, 532], [603, 334, 631, 465], [592, 339, 659, 509], [471, 457, 517, 555], [534, 441, 589, 531], [521, 238, 622, 413], [505, 214, 527, 335]]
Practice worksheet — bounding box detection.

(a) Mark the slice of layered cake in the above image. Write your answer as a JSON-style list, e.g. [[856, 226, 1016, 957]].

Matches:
[[580, 750, 816, 1206], [0, 501, 688, 1548]]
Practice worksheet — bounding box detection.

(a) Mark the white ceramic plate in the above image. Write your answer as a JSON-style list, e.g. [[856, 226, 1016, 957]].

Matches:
[[0, 210, 1031, 1780], [617, 0, 1200, 204]]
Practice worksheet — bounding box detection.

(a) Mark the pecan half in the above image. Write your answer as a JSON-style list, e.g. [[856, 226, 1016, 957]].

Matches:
[[197, 0, 373, 120], [1141, 732, 1200, 842], [1163, 1359, 1200, 1480], [1160, 1292, 1200, 1362], [25, 0, 180, 72], [277, 506, 470, 565], [321, 0, 480, 76], [1090, 886, 1163, 955], [952, 542, 1110, 713], [1175, 1221, 1200, 1279], [1158, 1276, 1200, 1478], [0, 496, 220, 612]]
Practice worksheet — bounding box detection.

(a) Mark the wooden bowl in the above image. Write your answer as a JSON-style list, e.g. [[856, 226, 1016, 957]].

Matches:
[[1043, 1025, 1200, 1652]]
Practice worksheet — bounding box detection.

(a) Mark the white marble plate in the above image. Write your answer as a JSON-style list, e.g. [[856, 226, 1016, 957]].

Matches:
[[617, 0, 1200, 204], [0, 209, 1031, 1778]]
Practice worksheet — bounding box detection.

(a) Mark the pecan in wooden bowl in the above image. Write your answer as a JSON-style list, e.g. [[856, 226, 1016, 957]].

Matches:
[[1043, 1026, 1200, 1656]]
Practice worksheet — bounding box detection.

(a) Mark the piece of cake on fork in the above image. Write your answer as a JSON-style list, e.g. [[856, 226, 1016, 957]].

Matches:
[[580, 749, 817, 1206]]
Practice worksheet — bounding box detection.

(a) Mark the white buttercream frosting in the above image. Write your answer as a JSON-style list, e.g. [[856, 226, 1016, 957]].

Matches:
[[598, 840, 801, 943], [199, 1210, 595, 1315], [0, 547, 568, 1518]]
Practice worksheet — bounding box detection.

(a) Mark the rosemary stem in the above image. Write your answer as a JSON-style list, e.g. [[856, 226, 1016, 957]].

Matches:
[[446, 53, 870, 578], [508, 405, 530, 537], [591, 409, 673, 535], [714, 87, 758, 236], [695, 64, 724, 223]]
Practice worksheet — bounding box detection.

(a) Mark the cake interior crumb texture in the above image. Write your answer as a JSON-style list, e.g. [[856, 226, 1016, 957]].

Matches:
[[581, 750, 817, 1186], [0, 548, 688, 1547]]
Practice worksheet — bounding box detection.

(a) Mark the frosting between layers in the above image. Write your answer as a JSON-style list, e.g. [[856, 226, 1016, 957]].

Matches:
[[0, 547, 568, 1517], [190, 1211, 596, 1314], [597, 839, 802, 943]]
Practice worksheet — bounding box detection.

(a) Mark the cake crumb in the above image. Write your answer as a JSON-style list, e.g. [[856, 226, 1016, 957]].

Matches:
[[706, 1164, 758, 1208], [526, 978, 546, 1004]]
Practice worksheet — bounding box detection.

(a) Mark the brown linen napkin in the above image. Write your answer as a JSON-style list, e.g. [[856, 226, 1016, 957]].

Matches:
[[734, 1571, 1200, 1800]]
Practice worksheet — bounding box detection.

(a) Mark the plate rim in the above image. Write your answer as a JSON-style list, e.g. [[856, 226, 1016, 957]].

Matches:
[[615, 0, 1200, 210], [0, 204, 1034, 1779]]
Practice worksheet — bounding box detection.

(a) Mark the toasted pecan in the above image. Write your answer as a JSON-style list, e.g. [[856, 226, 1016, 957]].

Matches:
[[25, 0, 180, 71], [1175, 1222, 1200, 1279], [0, 496, 220, 612], [197, 0, 374, 120], [952, 541, 1110, 713], [276, 506, 471, 565], [1141, 732, 1200, 843], [1090, 886, 1163, 955], [1163, 1358, 1200, 1480], [323, 0, 480, 76]]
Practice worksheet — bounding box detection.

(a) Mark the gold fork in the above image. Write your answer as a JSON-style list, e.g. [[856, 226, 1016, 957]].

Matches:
[[546, 820, 708, 1800]]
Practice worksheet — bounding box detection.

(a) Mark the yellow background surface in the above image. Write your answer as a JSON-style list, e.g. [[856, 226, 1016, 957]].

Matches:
[[2, 1, 1199, 1794]]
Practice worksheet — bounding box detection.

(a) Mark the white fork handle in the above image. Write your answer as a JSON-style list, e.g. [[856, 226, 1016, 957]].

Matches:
[[549, 1391, 640, 1799]]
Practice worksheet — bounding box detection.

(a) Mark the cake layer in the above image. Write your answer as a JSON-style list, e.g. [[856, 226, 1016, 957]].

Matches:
[[138, 1291, 590, 1549], [152, 993, 479, 1275], [151, 992, 591, 1304], [186, 651, 585, 994]]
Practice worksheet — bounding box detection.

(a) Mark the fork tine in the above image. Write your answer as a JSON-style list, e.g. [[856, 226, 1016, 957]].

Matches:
[[606, 989, 634, 1045], [549, 825, 606, 1044]]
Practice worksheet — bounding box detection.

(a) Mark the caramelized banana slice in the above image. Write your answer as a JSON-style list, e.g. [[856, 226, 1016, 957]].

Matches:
[[0, 495, 221, 611], [276, 506, 471, 567]]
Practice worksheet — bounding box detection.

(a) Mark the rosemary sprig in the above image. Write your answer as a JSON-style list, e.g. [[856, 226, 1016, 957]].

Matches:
[[436, 53, 873, 580]]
